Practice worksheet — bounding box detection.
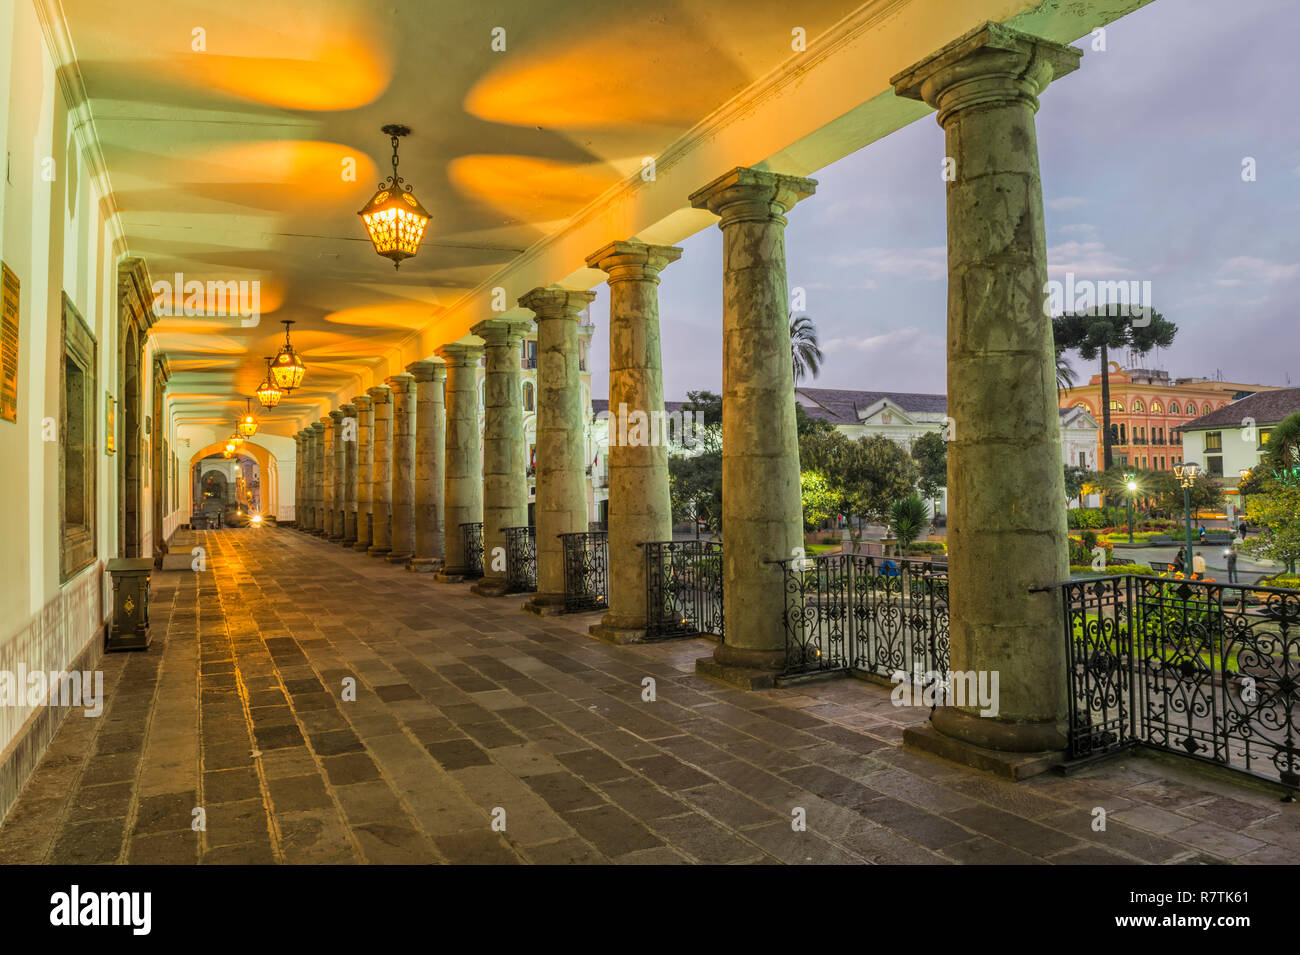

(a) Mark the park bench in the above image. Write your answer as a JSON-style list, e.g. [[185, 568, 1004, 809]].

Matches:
[[1150, 561, 1171, 572]]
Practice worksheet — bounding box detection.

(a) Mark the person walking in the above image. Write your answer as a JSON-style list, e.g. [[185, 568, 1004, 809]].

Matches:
[[1192, 551, 1206, 579], [1226, 544, 1239, 584], [1198, 525, 1207, 544]]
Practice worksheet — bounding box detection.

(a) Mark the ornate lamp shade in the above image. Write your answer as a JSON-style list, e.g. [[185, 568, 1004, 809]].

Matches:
[[256, 359, 283, 408], [229, 432, 244, 448], [358, 125, 429, 269], [272, 320, 306, 391], [237, 399, 258, 438]]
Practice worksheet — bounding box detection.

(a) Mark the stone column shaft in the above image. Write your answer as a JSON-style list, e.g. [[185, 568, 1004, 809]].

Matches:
[[586, 241, 681, 641], [353, 395, 374, 550], [689, 167, 816, 676], [892, 21, 1079, 754], [408, 361, 447, 572], [328, 410, 345, 540], [519, 287, 595, 614], [387, 373, 416, 564], [367, 385, 394, 557], [437, 343, 484, 579], [310, 423, 325, 534], [470, 320, 533, 596], [341, 403, 358, 545], [320, 417, 337, 538]]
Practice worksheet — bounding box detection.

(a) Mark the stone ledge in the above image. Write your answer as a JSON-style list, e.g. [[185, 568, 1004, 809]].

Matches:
[[903, 724, 1063, 781], [588, 624, 645, 646], [694, 656, 777, 690]]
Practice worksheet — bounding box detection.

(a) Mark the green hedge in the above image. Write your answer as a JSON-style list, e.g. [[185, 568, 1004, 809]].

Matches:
[[1069, 563, 1155, 576]]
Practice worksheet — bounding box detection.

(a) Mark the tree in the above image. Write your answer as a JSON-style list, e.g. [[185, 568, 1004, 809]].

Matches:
[[1063, 465, 1091, 508], [795, 402, 833, 437], [668, 390, 722, 531], [790, 314, 823, 384], [1244, 483, 1300, 573], [1055, 346, 1076, 400], [911, 432, 947, 516], [890, 493, 928, 554], [800, 470, 835, 532], [1053, 307, 1178, 470], [797, 430, 917, 528]]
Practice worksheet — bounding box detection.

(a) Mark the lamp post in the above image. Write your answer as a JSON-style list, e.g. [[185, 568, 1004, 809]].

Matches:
[[1174, 461, 1200, 575], [1238, 467, 1251, 532], [1124, 472, 1137, 544]]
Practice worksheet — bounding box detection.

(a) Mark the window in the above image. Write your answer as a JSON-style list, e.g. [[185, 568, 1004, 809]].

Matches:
[[1078, 451, 1088, 467], [1150, 400, 1163, 414], [1131, 398, 1144, 413], [60, 294, 96, 581], [522, 380, 534, 412], [521, 340, 537, 370], [1168, 401, 1179, 414], [1205, 431, 1223, 452], [1073, 401, 1090, 414], [1109, 399, 1124, 412], [1259, 428, 1272, 449], [1207, 456, 1223, 478]]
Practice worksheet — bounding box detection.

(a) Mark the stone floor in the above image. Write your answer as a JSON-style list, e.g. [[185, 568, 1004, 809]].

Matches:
[[1, 526, 1296, 865]]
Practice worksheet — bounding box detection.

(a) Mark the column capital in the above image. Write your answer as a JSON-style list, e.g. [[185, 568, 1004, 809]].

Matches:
[[435, 342, 484, 366], [471, 318, 533, 345], [352, 394, 373, 411], [891, 21, 1081, 126], [339, 403, 357, 416], [386, 372, 416, 395], [517, 286, 595, 319], [367, 384, 393, 404], [310, 421, 325, 433], [328, 409, 344, 422], [585, 240, 682, 283], [406, 359, 446, 383], [689, 167, 816, 228]]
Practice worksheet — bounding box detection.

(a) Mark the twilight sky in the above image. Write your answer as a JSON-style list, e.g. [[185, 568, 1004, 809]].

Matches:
[[584, 0, 1300, 403]]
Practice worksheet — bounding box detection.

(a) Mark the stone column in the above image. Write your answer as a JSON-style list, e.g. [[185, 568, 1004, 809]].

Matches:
[[470, 319, 532, 597], [689, 167, 816, 681], [310, 422, 326, 535], [518, 287, 595, 614], [328, 410, 346, 540], [585, 241, 681, 642], [320, 416, 337, 538], [367, 384, 393, 557], [386, 373, 416, 564], [891, 23, 1079, 758], [352, 394, 374, 550], [407, 361, 447, 573], [340, 402, 358, 545], [293, 432, 304, 528], [436, 343, 483, 581]]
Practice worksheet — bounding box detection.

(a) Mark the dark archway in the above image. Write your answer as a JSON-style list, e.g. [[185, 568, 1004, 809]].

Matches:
[[121, 322, 141, 557]]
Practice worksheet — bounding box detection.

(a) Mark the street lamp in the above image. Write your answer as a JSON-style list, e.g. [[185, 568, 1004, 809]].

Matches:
[[1238, 467, 1251, 531], [1124, 472, 1137, 544], [1173, 461, 1200, 575]]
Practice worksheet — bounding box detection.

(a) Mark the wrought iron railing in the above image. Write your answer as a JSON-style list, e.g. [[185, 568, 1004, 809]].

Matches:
[[644, 540, 724, 640], [1060, 574, 1300, 791], [503, 525, 537, 593], [777, 554, 949, 680], [460, 522, 484, 579], [560, 531, 608, 613]]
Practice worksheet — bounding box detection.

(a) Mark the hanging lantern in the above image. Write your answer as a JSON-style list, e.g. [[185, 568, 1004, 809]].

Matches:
[[223, 440, 236, 458], [229, 432, 244, 448], [357, 124, 430, 269], [271, 320, 306, 391], [237, 397, 259, 438], [256, 358, 283, 408]]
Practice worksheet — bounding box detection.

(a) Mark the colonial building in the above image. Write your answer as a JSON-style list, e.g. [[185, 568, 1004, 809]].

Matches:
[[1058, 366, 1282, 472]]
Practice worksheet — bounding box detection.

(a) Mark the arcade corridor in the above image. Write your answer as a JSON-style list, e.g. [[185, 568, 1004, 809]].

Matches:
[[0, 527, 1292, 865]]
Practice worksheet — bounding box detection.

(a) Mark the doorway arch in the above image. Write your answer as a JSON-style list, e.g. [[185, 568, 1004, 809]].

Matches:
[[188, 440, 279, 521]]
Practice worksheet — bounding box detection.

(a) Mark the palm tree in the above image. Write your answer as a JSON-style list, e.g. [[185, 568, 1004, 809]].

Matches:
[[790, 314, 823, 384], [1055, 346, 1076, 400]]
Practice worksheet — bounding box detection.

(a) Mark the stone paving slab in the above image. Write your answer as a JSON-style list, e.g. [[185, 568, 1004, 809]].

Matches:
[[1, 526, 1297, 865]]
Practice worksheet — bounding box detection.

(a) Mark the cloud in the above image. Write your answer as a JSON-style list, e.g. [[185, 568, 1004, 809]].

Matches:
[[823, 327, 943, 353], [1058, 223, 1098, 236], [1046, 240, 1138, 279], [1220, 256, 1300, 282], [1047, 196, 1089, 211], [828, 246, 946, 280]]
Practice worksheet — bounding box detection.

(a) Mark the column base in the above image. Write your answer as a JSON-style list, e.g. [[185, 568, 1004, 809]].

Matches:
[[366, 545, 392, 558], [904, 723, 1064, 781], [929, 705, 1068, 754], [470, 577, 509, 597], [406, 557, 442, 573], [386, 551, 413, 565], [343, 535, 357, 547], [588, 623, 646, 646], [694, 642, 784, 690], [437, 565, 471, 583], [351, 540, 371, 551], [522, 592, 566, 617]]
